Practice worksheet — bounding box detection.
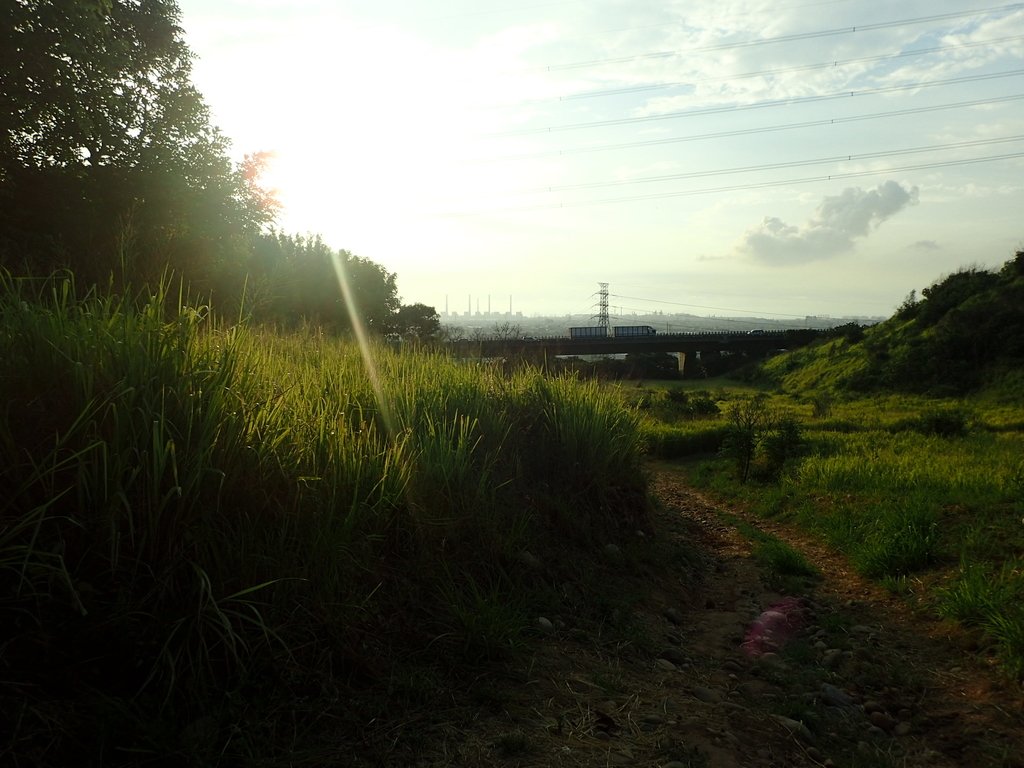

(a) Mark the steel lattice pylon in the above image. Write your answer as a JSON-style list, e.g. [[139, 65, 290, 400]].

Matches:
[[596, 282, 609, 331]]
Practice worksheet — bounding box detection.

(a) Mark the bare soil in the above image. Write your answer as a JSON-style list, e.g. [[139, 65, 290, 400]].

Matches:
[[408, 463, 1024, 767]]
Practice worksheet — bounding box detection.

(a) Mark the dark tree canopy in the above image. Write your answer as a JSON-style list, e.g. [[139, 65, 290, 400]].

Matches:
[[247, 232, 399, 332], [0, 0, 408, 335], [0, 0, 273, 289], [2, 0, 202, 172], [392, 302, 441, 341]]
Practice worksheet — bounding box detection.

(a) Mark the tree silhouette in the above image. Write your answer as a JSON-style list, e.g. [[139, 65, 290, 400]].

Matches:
[[246, 232, 399, 332], [392, 303, 441, 341], [0, 0, 274, 289]]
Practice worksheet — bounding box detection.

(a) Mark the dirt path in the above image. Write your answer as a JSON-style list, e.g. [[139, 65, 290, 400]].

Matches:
[[415, 465, 1024, 767]]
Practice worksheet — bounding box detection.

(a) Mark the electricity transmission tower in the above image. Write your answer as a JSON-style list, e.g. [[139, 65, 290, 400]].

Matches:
[[595, 282, 610, 332]]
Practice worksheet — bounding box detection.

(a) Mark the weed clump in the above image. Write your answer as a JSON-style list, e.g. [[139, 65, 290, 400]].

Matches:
[[939, 561, 1024, 677]]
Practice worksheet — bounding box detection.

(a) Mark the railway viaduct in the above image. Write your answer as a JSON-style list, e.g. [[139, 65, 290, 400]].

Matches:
[[448, 329, 818, 368]]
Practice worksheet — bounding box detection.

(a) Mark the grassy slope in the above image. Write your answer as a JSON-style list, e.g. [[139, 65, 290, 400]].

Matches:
[[0, 275, 651, 765]]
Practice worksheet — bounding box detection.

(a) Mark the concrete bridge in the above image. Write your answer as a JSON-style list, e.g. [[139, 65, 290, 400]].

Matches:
[[449, 329, 817, 364]]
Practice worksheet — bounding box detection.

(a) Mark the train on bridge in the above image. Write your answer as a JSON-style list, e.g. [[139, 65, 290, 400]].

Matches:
[[569, 325, 658, 339]]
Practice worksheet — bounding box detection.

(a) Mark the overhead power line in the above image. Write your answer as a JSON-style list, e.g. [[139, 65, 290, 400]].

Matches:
[[541, 3, 1024, 72], [476, 94, 1024, 163], [519, 134, 1024, 194], [552, 35, 1024, 103], [496, 68, 1024, 136], [448, 151, 1024, 214]]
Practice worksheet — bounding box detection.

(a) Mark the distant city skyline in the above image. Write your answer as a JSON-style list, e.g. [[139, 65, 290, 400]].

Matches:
[[177, 0, 1024, 318], [432, 294, 880, 321]]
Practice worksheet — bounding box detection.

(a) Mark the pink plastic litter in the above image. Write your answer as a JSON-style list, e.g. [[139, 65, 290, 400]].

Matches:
[[741, 596, 807, 657]]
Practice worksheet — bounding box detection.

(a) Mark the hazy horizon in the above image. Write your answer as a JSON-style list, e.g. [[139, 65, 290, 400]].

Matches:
[[176, 0, 1024, 318]]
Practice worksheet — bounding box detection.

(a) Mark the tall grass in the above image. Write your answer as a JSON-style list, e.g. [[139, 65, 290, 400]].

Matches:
[[0, 273, 649, 764]]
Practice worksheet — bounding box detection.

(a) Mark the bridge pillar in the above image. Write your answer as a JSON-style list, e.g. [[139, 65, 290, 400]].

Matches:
[[676, 352, 685, 375]]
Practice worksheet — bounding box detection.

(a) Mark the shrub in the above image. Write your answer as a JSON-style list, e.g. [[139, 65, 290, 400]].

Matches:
[[892, 407, 972, 437], [756, 416, 804, 482], [720, 396, 805, 483]]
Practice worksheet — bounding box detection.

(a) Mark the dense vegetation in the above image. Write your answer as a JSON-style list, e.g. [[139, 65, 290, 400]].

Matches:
[[759, 251, 1024, 396], [637, 250, 1024, 677], [1, 0, 438, 338], [0, 274, 650, 763]]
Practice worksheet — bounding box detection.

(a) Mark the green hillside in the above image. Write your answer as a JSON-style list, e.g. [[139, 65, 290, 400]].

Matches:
[[762, 250, 1024, 397]]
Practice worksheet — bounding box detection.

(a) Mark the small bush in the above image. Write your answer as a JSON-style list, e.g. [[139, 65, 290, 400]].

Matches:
[[721, 395, 771, 483], [906, 407, 972, 437], [720, 396, 805, 483], [689, 392, 721, 418], [757, 417, 804, 482]]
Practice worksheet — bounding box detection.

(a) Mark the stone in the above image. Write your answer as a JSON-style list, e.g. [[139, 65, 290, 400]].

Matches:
[[867, 725, 888, 739], [604, 543, 623, 561], [691, 686, 724, 703], [863, 700, 884, 715], [537, 617, 554, 633], [820, 683, 854, 709], [757, 652, 786, 668], [772, 715, 814, 743], [822, 649, 844, 669], [664, 607, 684, 625], [869, 711, 897, 731], [656, 658, 678, 672], [659, 648, 688, 665], [894, 722, 912, 737]]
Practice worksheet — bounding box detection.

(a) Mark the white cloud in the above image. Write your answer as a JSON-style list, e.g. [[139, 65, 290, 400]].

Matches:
[[739, 180, 919, 264]]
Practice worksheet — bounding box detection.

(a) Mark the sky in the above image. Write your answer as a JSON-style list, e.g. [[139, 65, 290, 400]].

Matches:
[[175, 0, 1024, 322]]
